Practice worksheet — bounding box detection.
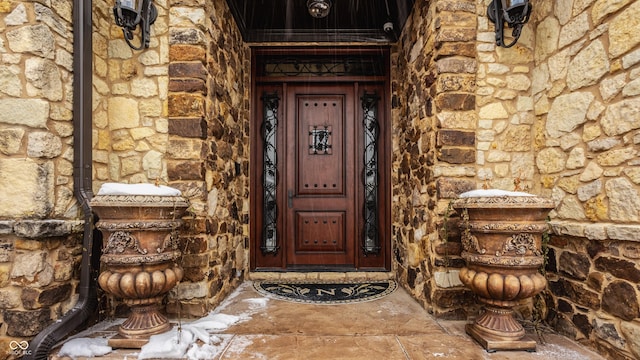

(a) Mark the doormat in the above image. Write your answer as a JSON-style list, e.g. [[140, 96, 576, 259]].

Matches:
[[253, 280, 397, 304]]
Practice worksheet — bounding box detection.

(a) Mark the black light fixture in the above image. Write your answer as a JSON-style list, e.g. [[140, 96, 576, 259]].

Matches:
[[113, 0, 158, 50], [307, 0, 332, 19], [487, 0, 532, 48]]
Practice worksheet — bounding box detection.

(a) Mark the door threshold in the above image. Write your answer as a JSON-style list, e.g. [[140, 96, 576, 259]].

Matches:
[[248, 271, 394, 282]]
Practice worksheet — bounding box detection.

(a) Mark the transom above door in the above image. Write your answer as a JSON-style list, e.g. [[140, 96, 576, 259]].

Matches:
[[251, 48, 390, 271]]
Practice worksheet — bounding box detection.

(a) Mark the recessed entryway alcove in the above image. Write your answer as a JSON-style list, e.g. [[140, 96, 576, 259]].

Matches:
[[250, 47, 392, 272]]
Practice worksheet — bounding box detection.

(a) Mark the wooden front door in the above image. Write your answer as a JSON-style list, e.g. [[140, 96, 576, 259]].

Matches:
[[285, 85, 356, 267], [251, 48, 390, 271]]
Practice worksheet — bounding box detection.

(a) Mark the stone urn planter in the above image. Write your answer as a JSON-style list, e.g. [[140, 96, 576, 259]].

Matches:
[[91, 183, 189, 348], [453, 190, 554, 352]]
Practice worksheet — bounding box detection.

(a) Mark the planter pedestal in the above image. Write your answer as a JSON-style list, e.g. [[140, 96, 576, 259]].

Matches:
[[453, 193, 554, 352], [91, 194, 189, 348]]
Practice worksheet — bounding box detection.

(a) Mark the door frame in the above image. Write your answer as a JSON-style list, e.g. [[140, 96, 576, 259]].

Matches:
[[250, 47, 391, 271]]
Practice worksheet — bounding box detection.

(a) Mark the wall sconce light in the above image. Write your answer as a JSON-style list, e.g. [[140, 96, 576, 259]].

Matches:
[[113, 0, 158, 50], [307, 0, 332, 19], [487, 0, 532, 48]]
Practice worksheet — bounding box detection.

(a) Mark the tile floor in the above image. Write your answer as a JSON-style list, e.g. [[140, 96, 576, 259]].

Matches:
[[51, 281, 605, 360]]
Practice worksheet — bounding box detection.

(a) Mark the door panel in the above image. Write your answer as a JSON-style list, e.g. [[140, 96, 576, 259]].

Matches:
[[296, 95, 345, 197], [295, 212, 346, 252], [286, 86, 356, 266], [251, 77, 390, 271]]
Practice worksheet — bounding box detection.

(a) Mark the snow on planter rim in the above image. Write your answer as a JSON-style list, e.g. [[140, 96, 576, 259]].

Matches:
[[454, 189, 554, 209], [459, 189, 534, 198], [97, 182, 182, 196]]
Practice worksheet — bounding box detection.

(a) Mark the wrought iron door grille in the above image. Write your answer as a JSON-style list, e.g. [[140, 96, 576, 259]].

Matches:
[[261, 93, 280, 255], [258, 55, 385, 77], [362, 92, 381, 255], [309, 126, 332, 155]]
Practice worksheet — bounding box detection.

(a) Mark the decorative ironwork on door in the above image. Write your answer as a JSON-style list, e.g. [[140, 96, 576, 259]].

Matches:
[[362, 92, 380, 255], [258, 55, 386, 77], [309, 125, 332, 155], [261, 93, 279, 254]]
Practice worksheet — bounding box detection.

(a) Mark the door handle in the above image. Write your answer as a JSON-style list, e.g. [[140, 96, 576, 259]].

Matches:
[[288, 190, 294, 208]]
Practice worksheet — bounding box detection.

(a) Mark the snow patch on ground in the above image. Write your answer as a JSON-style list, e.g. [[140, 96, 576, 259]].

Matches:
[[57, 338, 112, 359], [138, 329, 194, 359], [57, 284, 270, 359], [215, 281, 252, 310], [532, 343, 599, 359], [137, 312, 249, 359], [185, 342, 227, 360], [243, 297, 269, 310], [189, 313, 242, 331]]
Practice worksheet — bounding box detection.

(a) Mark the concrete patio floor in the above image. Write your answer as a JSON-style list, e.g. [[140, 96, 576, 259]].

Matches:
[[51, 278, 605, 360]]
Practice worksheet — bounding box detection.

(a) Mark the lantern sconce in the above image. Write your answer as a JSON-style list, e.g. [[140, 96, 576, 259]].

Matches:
[[113, 0, 158, 50], [487, 0, 532, 48]]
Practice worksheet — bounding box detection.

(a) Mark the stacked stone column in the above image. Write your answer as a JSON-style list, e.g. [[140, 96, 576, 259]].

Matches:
[[165, 0, 250, 317], [392, 0, 480, 318]]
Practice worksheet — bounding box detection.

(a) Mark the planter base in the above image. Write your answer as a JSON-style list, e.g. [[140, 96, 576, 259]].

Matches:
[[118, 303, 171, 338], [107, 320, 176, 349], [107, 335, 150, 349], [466, 324, 536, 352]]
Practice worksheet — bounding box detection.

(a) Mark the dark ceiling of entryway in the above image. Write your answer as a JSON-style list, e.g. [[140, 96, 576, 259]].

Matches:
[[226, 0, 416, 43]]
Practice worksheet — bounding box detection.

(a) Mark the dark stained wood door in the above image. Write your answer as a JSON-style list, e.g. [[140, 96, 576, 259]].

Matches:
[[285, 85, 356, 267], [251, 48, 391, 271], [251, 81, 390, 271]]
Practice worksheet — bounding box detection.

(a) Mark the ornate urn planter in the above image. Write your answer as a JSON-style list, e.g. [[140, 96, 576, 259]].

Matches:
[[91, 184, 189, 348], [453, 190, 554, 352]]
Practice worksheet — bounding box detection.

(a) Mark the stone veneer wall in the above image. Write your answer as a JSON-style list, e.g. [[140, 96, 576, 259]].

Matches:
[[93, 0, 170, 186], [393, 0, 539, 319], [0, 1, 84, 355], [394, 0, 640, 358], [392, 0, 480, 318], [1, 0, 639, 358], [0, 0, 249, 351], [164, 0, 250, 317], [532, 1, 640, 359]]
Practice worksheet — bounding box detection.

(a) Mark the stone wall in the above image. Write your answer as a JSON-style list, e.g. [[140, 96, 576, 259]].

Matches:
[[392, 0, 480, 318], [0, 0, 250, 352], [393, 0, 640, 358], [93, 0, 170, 186], [474, 0, 538, 193], [2, 0, 639, 359], [532, 0, 640, 359], [164, 0, 250, 317], [393, 0, 539, 319], [0, 0, 84, 355]]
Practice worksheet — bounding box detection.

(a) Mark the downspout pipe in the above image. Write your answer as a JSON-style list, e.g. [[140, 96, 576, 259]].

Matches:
[[25, 0, 97, 358]]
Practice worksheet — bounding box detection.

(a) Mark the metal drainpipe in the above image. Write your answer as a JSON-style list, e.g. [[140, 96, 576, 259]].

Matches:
[[24, 0, 98, 358]]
